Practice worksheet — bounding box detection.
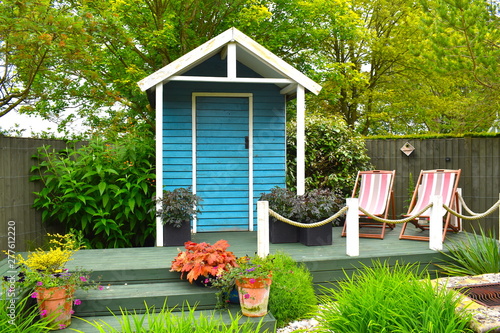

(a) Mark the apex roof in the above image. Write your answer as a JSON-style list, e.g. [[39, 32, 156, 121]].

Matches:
[[137, 27, 321, 96]]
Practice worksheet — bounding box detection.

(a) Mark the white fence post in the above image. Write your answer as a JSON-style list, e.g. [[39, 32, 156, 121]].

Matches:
[[346, 198, 359, 257], [257, 201, 270, 257], [429, 195, 444, 251]]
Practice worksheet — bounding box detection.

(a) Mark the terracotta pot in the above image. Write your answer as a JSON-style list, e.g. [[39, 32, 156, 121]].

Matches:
[[235, 277, 272, 317], [36, 285, 74, 330]]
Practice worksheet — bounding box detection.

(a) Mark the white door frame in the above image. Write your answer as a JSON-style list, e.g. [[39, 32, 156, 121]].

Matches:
[[191, 92, 254, 233]]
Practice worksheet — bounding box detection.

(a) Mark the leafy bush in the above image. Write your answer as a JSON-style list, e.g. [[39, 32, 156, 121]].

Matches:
[[76, 302, 271, 333], [30, 134, 156, 248], [286, 114, 372, 195], [437, 228, 500, 276], [268, 251, 317, 327], [317, 261, 473, 332]]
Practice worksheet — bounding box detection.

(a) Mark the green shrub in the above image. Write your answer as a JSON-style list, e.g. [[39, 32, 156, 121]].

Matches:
[[268, 251, 317, 327], [317, 261, 473, 333], [74, 302, 271, 333], [437, 228, 500, 276], [30, 133, 156, 248], [286, 114, 372, 195]]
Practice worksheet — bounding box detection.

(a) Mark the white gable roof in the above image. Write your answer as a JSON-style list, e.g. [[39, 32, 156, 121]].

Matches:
[[137, 27, 321, 96]]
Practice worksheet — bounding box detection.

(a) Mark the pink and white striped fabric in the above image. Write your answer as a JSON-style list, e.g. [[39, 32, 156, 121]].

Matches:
[[357, 171, 394, 216], [408, 170, 457, 217]]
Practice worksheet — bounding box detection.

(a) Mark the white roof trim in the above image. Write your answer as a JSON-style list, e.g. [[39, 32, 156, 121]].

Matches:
[[137, 27, 321, 95]]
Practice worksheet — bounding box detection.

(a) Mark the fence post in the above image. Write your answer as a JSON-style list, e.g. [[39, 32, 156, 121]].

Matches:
[[257, 201, 270, 257], [429, 195, 444, 251], [346, 198, 359, 257]]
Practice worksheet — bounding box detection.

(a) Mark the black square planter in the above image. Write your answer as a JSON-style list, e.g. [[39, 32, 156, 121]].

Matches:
[[269, 217, 299, 244], [163, 221, 191, 247], [299, 222, 332, 246]]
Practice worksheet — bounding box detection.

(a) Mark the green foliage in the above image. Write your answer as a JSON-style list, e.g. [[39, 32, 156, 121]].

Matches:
[[317, 261, 473, 332], [30, 133, 156, 248], [437, 228, 500, 276], [0, 291, 52, 332], [153, 188, 202, 228], [73, 302, 270, 333], [267, 251, 317, 327], [286, 114, 372, 195]]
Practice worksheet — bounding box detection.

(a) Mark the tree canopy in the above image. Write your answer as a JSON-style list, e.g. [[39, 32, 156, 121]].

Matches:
[[1, 0, 498, 136]]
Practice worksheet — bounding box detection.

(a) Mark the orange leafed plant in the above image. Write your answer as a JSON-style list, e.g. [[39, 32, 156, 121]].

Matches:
[[170, 240, 238, 283]]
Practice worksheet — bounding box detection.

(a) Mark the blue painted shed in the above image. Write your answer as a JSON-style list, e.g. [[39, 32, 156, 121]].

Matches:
[[138, 27, 321, 245]]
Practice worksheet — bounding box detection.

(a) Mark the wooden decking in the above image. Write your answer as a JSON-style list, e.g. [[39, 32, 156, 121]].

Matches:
[[64, 224, 465, 288]]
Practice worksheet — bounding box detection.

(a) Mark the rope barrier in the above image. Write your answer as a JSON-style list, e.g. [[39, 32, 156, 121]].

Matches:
[[266, 193, 500, 228], [443, 198, 500, 220], [268, 206, 348, 228], [357, 204, 434, 224]]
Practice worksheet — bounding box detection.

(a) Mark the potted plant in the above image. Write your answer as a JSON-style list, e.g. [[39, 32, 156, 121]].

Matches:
[[260, 187, 299, 244], [170, 240, 238, 286], [293, 188, 343, 246], [153, 187, 202, 246], [9, 233, 100, 330], [231, 254, 275, 317]]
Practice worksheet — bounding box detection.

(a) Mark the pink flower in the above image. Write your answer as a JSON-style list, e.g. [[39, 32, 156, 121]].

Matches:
[[79, 276, 87, 282], [70, 310, 75, 314], [98, 285, 104, 291], [31, 292, 38, 299], [36, 281, 43, 286], [59, 324, 66, 329], [74, 299, 82, 305], [40, 310, 47, 317], [249, 278, 256, 284], [244, 293, 250, 299]]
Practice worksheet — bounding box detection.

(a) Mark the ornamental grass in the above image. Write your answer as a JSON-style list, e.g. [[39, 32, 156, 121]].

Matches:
[[317, 260, 474, 333], [437, 228, 500, 276]]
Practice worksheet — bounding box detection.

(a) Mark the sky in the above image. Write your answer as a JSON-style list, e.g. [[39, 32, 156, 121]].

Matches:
[[1, 111, 88, 138]]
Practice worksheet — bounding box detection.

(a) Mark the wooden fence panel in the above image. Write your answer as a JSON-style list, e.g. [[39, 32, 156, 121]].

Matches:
[[0, 137, 70, 253], [365, 137, 500, 234]]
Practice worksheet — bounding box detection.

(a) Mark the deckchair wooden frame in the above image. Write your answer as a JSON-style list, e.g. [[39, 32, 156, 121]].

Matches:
[[399, 169, 461, 241], [342, 170, 396, 239]]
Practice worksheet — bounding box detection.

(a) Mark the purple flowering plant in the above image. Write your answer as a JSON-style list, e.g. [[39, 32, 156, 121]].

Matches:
[[210, 254, 275, 308]]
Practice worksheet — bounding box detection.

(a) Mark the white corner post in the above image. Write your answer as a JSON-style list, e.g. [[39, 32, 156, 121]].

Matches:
[[429, 195, 444, 251], [155, 82, 164, 247], [257, 201, 270, 257], [296, 85, 305, 195], [345, 198, 359, 256]]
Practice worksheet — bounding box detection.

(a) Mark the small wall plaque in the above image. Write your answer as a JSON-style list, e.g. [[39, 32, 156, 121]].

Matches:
[[401, 142, 415, 156]]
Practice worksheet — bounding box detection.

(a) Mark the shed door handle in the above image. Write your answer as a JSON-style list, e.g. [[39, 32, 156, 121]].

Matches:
[[245, 136, 249, 149]]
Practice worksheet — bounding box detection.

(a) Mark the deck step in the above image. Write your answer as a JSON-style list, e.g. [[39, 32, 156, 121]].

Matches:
[[74, 282, 218, 316], [62, 305, 276, 333]]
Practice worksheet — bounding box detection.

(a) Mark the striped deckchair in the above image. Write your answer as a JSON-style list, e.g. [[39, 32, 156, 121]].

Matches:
[[399, 169, 461, 241], [342, 170, 396, 239]]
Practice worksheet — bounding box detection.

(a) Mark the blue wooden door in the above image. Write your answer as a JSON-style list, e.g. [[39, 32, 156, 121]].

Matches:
[[195, 96, 250, 231]]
